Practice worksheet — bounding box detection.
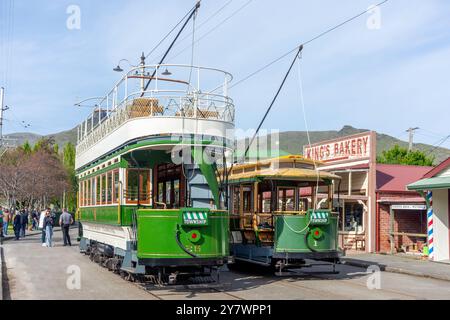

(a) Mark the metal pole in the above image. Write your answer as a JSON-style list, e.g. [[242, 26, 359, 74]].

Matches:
[[406, 127, 419, 152], [0, 87, 4, 146]]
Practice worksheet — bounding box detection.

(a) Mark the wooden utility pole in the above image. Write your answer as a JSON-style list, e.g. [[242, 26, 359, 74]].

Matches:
[[406, 127, 419, 152]]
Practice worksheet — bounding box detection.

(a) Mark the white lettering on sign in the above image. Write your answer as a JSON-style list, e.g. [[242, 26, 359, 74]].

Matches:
[[303, 133, 371, 163], [391, 204, 427, 210]]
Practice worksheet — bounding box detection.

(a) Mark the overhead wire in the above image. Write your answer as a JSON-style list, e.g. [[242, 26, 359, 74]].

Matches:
[[164, 0, 253, 63], [228, 0, 389, 90]]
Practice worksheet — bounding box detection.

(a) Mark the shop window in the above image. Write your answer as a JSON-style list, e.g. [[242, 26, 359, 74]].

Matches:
[[278, 187, 296, 211], [343, 202, 364, 233]]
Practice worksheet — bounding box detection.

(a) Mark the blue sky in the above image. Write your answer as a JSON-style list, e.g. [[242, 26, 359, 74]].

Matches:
[[1, 0, 449, 148]]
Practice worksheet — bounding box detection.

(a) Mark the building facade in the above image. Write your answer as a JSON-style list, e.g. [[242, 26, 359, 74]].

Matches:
[[408, 157, 450, 262]]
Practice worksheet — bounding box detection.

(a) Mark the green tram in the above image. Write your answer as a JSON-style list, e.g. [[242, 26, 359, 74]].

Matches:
[[75, 63, 234, 284], [227, 155, 342, 272]]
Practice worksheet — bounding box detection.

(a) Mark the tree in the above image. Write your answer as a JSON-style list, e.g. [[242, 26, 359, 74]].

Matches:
[[377, 145, 434, 166], [62, 142, 78, 212]]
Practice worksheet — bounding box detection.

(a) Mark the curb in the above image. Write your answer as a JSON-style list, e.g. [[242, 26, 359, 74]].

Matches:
[[341, 258, 450, 282]]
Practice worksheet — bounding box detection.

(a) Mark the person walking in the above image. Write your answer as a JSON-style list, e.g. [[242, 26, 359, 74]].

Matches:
[[59, 208, 73, 246], [32, 210, 39, 230], [3, 208, 10, 236], [13, 212, 21, 240], [44, 211, 54, 248], [19, 209, 27, 238], [39, 208, 48, 246]]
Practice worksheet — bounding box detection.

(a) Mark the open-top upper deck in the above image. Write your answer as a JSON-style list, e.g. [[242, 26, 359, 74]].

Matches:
[[75, 63, 235, 169]]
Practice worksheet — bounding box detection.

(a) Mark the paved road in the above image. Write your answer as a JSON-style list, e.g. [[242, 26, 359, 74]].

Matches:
[[2, 228, 450, 300]]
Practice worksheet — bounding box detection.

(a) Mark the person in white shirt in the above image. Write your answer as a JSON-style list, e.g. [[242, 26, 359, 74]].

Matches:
[[39, 208, 48, 246]]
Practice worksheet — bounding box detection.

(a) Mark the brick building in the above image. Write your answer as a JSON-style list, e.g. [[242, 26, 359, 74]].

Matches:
[[376, 164, 432, 254]]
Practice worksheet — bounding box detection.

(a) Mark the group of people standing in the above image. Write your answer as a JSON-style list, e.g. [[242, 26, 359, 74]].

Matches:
[[0, 206, 73, 247]]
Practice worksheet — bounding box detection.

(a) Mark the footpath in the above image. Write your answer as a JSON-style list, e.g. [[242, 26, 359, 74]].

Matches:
[[342, 253, 450, 282]]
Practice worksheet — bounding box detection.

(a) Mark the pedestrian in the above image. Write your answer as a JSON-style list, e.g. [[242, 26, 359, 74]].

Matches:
[[20, 209, 27, 238], [59, 208, 73, 246], [13, 212, 21, 240], [44, 211, 54, 248], [32, 210, 39, 230], [3, 208, 9, 236], [39, 208, 47, 246]]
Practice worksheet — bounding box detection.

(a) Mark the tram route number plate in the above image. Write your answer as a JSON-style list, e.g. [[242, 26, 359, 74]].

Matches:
[[182, 211, 208, 226], [309, 211, 329, 225]]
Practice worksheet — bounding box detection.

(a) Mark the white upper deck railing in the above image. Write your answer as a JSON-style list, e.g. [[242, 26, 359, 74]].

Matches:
[[76, 64, 234, 154]]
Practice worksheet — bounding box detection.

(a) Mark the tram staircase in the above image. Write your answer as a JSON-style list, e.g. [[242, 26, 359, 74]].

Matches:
[[184, 164, 217, 209]]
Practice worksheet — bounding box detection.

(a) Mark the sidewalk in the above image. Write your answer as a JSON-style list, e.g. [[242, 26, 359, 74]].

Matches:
[[341, 253, 450, 282]]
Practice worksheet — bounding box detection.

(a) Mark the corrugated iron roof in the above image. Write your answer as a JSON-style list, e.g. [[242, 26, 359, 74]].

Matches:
[[376, 164, 433, 192]]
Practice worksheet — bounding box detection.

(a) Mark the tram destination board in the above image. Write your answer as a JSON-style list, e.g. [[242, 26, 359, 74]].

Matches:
[[181, 209, 209, 226], [309, 210, 330, 225]]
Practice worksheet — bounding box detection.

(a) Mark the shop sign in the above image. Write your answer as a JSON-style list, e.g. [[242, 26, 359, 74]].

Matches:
[[391, 204, 427, 210], [303, 133, 371, 163]]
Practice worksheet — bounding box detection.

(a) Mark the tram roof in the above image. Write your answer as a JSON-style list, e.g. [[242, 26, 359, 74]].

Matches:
[[227, 155, 340, 183]]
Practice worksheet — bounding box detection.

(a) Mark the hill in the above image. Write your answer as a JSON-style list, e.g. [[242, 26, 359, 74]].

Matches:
[[4, 125, 449, 164], [3, 127, 77, 148], [240, 125, 450, 164]]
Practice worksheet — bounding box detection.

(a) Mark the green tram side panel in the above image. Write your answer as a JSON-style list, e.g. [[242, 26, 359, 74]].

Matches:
[[136, 208, 229, 260], [79, 205, 151, 226], [274, 210, 339, 253]]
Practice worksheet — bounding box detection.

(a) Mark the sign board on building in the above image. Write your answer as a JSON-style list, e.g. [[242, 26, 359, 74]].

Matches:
[[303, 132, 372, 163], [391, 204, 427, 210]]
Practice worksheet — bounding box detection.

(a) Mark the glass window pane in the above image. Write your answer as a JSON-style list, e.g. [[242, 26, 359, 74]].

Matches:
[[141, 171, 149, 202], [261, 191, 271, 213], [127, 170, 139, 201], [113, 170, 119, 203], [107, 172, 112, 203], [278, 188, 295, 211], [101, 174, 107, 203], [97, 176, 101, 204], [173, 179, 180, 208], [344, 202, 364, 232]]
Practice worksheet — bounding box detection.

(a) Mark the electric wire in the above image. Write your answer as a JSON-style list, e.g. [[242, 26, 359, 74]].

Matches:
[[144, 2, 199, 61], [165, 0, 253, 63], [228, 0, 389, 90]]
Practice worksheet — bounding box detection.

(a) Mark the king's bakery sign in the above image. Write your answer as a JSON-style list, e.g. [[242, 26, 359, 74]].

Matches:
[[303, 132, 372, 163]]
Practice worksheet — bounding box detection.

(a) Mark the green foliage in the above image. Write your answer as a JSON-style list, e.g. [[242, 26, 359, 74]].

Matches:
[[62, 142, 78, 212], [377, 144, 435, 166], [21, 140, 32, 155]]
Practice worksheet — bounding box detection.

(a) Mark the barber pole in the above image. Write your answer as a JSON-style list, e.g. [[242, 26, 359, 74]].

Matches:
[[426, 191, 434, 260]]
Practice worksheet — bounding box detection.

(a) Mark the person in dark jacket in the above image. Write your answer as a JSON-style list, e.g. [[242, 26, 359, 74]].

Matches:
[[13, 213, 22, 240], [44, 211, 54, 247], [20, 209, 28, 237]]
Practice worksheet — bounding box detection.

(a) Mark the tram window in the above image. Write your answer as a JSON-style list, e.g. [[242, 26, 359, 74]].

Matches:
[[91, 178, 96, 206], [166, 181, 172, 205], [101, 174, 107, 204], [113, 170, 119, 204], [298, 198, 308, 212], [232, 186, 240, 214], [127, 170, 140, 202], [96, 176, 101, 204], [173, 180, 180, 208], [261, 191, 272, 213], [158, 182, 164, 203], [107, 172, 112, 204], [242, 186, 253, 213], [278, 188, 296, 211]]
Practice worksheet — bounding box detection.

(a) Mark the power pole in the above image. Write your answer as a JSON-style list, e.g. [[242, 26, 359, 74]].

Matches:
[[406, 127, 419, 152], [0, 87, 5, 146]]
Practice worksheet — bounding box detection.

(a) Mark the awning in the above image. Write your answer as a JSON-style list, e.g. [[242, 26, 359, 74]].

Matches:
[[407, 176, 450, 191]]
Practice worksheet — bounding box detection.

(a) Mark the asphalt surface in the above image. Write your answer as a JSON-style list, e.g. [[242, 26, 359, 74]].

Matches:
[[2, 228, 450, 300]]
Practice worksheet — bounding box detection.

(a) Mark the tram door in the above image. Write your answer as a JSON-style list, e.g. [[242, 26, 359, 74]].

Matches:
[[155, 163, 184, 208]]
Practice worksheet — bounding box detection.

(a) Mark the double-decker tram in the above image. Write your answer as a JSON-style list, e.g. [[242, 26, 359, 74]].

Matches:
[[227, 155, 342, 273], [75, 59, 234, 284]]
